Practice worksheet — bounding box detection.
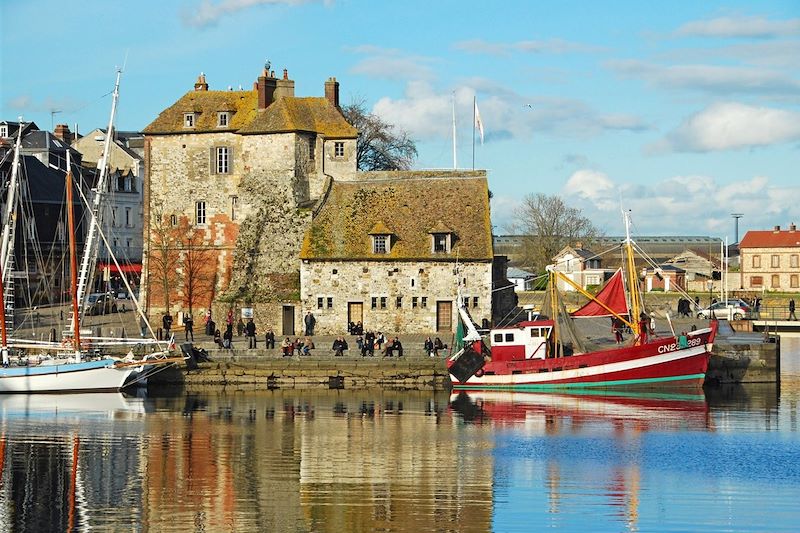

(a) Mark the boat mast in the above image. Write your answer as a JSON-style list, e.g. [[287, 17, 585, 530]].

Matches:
[[0, 124, 23, 290], [623, 211, 642, 339], [66, 152, 81, 361], [74, 69, 121, 320]]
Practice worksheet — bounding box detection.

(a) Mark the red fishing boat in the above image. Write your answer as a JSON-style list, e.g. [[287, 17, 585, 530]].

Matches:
[[447, 216, 718, 391]]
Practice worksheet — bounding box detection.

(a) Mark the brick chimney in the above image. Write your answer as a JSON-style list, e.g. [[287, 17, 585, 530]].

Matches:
[[773, 225, 781, 232], [274, 68, 295, 100], [256, 67, 278, 110], [194, 72, 209, 91], [325, 77, 340, 109], [54, 124, 73, 144]]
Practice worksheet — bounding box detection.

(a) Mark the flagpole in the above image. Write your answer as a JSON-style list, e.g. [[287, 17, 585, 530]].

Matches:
[[452, 91, 457, 170], [472, 95, 476, 170]]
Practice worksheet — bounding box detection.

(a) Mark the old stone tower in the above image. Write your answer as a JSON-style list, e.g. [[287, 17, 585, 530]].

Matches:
[[142, 67, 357, 331]]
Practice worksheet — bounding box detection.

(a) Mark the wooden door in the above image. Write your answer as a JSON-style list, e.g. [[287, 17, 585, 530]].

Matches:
[[348, 302, 363, 326], [282, 305, 295, 336], [436, 301, 452, 332]]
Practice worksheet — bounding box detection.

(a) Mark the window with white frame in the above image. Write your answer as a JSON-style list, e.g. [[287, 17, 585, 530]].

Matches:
[[0, 125, 7, 137], [771, 255, 780, 268], [334, 141, 344, 158], [184, 113, 195, 128], [215, 146, 230, 174], [432, 233, 450, 253], [217, 112, 229, 127], [195, 201, 207, 225], [372, 234, 389, 254]]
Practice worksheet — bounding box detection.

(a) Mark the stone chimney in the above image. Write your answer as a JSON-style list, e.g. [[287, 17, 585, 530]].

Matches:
[[773, 225, 781, 232], [194, 72, 209, 91], [54, 124, 73, 144], [325, 77, 340, 109], [256, 67, 278, 110], [790, 223, 797, 232], [274, 68, 295, 100]]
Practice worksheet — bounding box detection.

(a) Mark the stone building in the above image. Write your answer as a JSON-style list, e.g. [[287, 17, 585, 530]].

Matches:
[[299, 171, 500, 335], [739, 224, 800, 292], [551, 244, 614, 292], [142, 67, 357, 329]]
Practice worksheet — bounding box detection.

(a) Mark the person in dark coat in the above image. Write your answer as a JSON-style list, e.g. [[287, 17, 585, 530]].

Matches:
[[162, 313, 173, 340], [223, 324, 233, 349], [424, 336, 434, 357], [304, 311, 316, 336], [790, 299, 797, 321], [332, 336, 348, 356], [265, 329, 275, 349], [184, 314, 194, 342], [363, 331, 375, 357], [245, 319, 257, 348]]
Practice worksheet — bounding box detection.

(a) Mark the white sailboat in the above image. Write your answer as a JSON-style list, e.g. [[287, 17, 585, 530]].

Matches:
[[0, 72, 182, 393]]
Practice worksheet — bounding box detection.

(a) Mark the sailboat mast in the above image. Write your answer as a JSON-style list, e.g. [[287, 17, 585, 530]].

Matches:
[[74, 69, 121, 315], [66, 153, 81, 354], [0, 125, 23, 286], [452, 92, 457, 169], [623, 211, 642, 339]]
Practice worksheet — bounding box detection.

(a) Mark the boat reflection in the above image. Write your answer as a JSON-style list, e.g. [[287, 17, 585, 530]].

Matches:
[[450, 389, 713, 432]]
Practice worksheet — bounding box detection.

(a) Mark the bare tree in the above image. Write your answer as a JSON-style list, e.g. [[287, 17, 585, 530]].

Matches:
[[148, 207, 180, 314], [176, 221, 215, 317], [512, 193, 599, 272], [342, 98, 417, 171]]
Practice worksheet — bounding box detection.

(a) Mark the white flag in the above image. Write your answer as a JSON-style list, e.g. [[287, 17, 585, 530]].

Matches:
[[474, 99, 484, 145]]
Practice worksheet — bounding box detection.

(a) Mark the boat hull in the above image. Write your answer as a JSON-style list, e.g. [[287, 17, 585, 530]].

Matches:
[[0, 359, 135, 393], [449, 326, 716, 391]]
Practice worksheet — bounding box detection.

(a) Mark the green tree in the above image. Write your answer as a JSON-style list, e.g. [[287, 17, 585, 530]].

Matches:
[[342, 99, 417, 171]]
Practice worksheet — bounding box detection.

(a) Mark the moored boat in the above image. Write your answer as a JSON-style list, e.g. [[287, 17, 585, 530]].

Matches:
[[447, 213, 718, 391]]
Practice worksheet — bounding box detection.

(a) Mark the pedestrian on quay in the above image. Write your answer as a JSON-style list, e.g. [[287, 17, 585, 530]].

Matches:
[[789, 299, 797, 321], [424, 336, 434, 357], [246, 318, 257, 348], [265, 328, 275, 349], [356, 335, 364, 354], [304, 311, 316, 336], [237, 317, 245, 336], [281, 337, 292, 356], [223, 324, 233, 349], [162, 312, 173, 340], [363, 331, 375, 357], [184, 314, 194, 342], [332, 336, 348, 356], [434, 337, 445, 356], [302, 336, 315, 355]]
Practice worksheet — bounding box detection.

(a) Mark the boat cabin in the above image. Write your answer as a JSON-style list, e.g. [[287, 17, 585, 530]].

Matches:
[[488, 320, 553, 362]]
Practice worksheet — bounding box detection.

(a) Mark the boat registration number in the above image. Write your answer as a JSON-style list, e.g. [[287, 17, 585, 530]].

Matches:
[[658, 337, 702, 354]]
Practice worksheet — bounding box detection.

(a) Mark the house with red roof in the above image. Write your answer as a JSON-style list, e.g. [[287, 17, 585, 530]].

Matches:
[[738, 224, 800, 292]]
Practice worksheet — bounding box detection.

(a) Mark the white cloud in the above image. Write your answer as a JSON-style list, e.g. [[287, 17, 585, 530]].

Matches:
[[676, 16, 800, 39], [371, 80, 648, 143], [348, 47, 437, 81], [608, 59, 800, 96], [557, 170, 799, 236], [6, 94, 83, 114], [454, 38, 603, 56], [650, 102, 800, 153], [182, 0, 326, 28]]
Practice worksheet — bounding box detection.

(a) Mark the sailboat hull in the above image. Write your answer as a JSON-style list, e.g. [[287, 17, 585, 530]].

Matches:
[[0, 359, 135, 393], [449, 325, 717, 391]]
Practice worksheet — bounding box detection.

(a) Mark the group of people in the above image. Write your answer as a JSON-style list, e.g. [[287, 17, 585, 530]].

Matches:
[[281, 336, 315, 356], [423, 337, 446, 357]]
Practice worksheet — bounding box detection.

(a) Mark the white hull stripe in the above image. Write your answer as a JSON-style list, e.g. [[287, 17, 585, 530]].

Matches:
[[453, 344, 710, 386]]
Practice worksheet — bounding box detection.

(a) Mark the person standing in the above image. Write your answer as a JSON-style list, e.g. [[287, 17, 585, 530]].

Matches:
[[246, 318, 257, 348], [223, 324, 233, 349], [162, 312, 173, 340], [789, 299, 797, 321], [236, 317, 245, 336], [424, 336, 434, 357], [184, 314, 194, 342], [304, 311, 316, 336], [265, 329, 275, 349]]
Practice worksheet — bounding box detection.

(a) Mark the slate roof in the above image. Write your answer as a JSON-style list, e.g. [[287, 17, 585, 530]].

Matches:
[[739, 228, 800, 248], [300, 173, 493, 261], [143, 91, 356, 138]]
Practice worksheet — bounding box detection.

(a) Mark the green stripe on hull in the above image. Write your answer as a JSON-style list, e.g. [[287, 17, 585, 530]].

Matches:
[[453, 373, 707, 391]]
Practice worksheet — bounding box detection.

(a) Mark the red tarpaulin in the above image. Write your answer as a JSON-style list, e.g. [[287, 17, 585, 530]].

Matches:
[[98, 262, 142, 274], [571, 268, 629, 318]]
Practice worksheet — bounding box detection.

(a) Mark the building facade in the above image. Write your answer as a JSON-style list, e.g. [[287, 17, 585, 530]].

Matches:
[[142, 67, 357, 329], [739, 224, 800, 292], [299, 172, 497, 335], [551, 244, 615, 292]]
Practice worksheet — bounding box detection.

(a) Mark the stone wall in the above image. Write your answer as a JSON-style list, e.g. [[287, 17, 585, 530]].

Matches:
[[300, 260, 492, 334]]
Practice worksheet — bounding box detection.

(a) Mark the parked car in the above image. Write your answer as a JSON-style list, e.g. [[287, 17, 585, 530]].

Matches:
[[696, 299, 751, 320], [87, 293, 118, 315]]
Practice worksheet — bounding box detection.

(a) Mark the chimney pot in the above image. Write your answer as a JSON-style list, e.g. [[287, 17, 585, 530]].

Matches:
[[194, 72, 209, 91], [54, 124, 73, 144], [774, 225, 781, 232], [790, 223, 797, 232], [283, 68, 288, 80]]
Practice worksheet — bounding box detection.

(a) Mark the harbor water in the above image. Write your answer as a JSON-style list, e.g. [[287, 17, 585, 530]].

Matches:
[[1, 338, 798, 532]]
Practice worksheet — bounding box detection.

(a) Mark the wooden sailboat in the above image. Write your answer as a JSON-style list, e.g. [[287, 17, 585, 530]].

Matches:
[[447, 213, 718, 391]]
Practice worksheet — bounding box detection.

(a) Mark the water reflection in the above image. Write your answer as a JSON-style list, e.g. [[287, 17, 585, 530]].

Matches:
[[0, 340, 798, 532]]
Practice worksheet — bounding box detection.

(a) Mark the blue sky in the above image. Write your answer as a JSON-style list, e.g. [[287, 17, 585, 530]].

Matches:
[[2, 0, 798, 239]]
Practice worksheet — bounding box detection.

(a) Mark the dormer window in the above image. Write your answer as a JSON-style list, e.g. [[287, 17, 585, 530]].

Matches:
[[184, 113, 196, 128], [432, 233, 451, 253], [372, 235, 390, 254], [217, 112, 229, 127], [0, 125, 7, 138]]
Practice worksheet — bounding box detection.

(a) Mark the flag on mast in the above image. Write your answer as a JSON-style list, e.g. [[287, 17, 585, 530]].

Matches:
[[474, 99, 484, 145]]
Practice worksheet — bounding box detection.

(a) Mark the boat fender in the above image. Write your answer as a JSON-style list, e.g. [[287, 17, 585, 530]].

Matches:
[[475, 368, 484, 378]]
